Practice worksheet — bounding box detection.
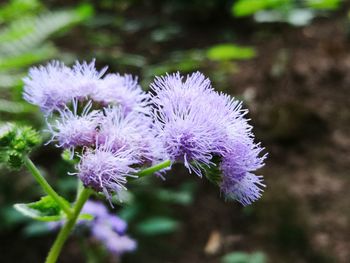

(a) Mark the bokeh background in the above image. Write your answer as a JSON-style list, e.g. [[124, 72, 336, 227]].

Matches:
[[1, 0, 350, 262]]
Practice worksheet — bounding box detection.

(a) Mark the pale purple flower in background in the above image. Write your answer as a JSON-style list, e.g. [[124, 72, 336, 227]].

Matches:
[[92, 73, 149, 114], [83, 201, 136, 255], [23, 61, 73, 113], [220, 141, 266, 206], [92, 223, 137, 255], [76, 141, 138, 199], [46, 100, 100, 155], [48, 200, 136, 256], [82, 201, 127, 234], [81, 199, 109, 218]]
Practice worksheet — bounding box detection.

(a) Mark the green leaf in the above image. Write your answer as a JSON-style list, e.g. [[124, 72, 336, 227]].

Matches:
[[306, 0, 340, 10], [221, 251, 266, 263], [232, 0, 291, 17], [0, 0, 42, 23], [0, 44, 57, 70], [78, 213, 94, 221], [207, 44, 256, 61], [14, 195, 69, 222], [156, 189, 193, 205], [136, 216, 180, 235], [0, 5, 93, 59]]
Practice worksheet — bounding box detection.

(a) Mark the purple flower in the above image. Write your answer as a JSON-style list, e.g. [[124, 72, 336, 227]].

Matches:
[[77, 141, 138, 199], [23, 60, 107, 114], [151, 72, 227, 176], [92, 73, 149, 114], [81, 200, 109, 218], [104, 214, 128, 234], [220, 141, 266, 206], [151, 71, 266, 204], [97, 106, 164, 164], [71, 59, 108, 100], [151, 71, 213, 117], [23, 61, 73, 113], [81, 201, 127, 234], [46, 100, 100, 155], [48, 200, 136, 256], [82, 201, 136, 255], [91, 223, 136, 255]]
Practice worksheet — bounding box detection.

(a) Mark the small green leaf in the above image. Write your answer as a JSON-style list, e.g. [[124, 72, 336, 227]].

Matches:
[[306, 0, 340, 10], [221, 251, 266, 263], [78, 213, 94, 221], [14, 196, 69, 222], [207, 44, 256, 61], [232, 0, 291, 17], [136, 217, 180, 235]]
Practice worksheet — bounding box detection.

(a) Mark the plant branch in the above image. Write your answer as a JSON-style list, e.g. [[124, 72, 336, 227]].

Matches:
[[45, 187, 92, 263], [23, 156, 73, 217], [136, 159, 172, 178]]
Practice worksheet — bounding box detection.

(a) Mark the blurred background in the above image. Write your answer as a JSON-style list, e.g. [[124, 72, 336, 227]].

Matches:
[[0, 0, 350, 262]]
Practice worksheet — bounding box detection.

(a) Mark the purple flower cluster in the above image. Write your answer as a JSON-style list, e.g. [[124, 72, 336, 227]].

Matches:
[[23, 59, 266, 205], [82, 201, 137, 256], [150, 72, 267, 205], [49, 200, 136, 256]]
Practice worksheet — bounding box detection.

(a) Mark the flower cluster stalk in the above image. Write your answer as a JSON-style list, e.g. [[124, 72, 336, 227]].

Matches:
[[24, 156, 172, 263], [45, 188, 92, 263], [23, 156, 73, 217], [136, 159, 171, 178]]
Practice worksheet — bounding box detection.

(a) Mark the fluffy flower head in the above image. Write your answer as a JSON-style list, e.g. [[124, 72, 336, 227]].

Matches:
[[151, 72, 227, 175], [23, 61, 73, 113], [71, 59, 108, 99], [97, 106, 163, 164], [23, 60, 107, 113], [93, 73, 149, 114], [77, 142, 138, 199], [220, 142, 266, 205], [47, 100, 100, 154]]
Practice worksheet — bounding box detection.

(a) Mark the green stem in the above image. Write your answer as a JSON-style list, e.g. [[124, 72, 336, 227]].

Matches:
[[45, 188, 92, 263], [23, 156, 72, 217], [137, 159, 172, 178]]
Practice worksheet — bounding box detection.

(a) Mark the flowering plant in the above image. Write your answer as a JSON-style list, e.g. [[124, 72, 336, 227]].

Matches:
[[0, 60, 266, 262]]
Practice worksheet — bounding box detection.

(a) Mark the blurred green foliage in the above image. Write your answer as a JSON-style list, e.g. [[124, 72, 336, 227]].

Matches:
[[221, 251, 266, 263], [207, 44, 256, 61], [233, 0, 291, 17], [118, 177, 197, 236], [0, 0, 92, 117], [232, 0, 341, 26]]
